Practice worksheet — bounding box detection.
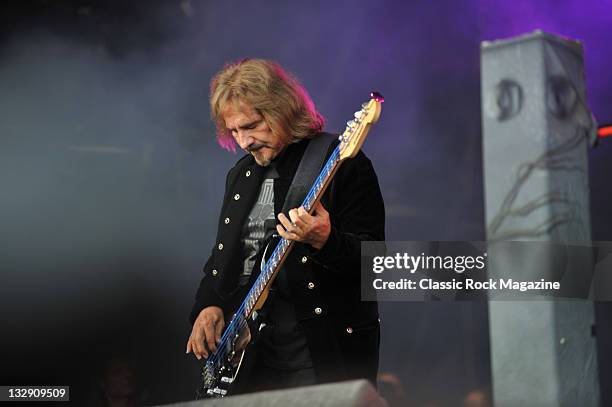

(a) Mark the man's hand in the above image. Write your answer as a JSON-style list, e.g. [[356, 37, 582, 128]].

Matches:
[[277, 201, 331, 250], [186, 306, 252, 362], [186, 306, 225, 360]]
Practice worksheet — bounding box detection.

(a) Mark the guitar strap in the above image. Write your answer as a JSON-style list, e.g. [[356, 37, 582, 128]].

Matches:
[[281, 132, 337, 215]]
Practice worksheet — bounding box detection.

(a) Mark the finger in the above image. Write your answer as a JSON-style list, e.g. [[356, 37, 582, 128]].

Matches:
[[289, 207, 311, 230], [286, 209, 307, 234], [277, 224, 300, 241], [313, 201, 329, 216], [214, 315, 225, 343], [195, 322, 210, 359], [297, 206, 315, 225], [277, 224, 291, 239], [204, 323, 217, 355], [193, 326, 207, 359], [288, 208, 300, 224], [297, 206, 310, 220], [278, 213, 302, 235], [186, 337, 192, 354], [277, 213, 293, 230]]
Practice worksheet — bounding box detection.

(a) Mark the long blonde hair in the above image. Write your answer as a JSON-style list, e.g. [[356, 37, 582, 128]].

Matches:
[[210, 59, 325, 150]]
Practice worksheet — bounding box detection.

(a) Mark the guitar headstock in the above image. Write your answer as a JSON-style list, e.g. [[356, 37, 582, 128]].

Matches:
[[338, 92, 384, 160]]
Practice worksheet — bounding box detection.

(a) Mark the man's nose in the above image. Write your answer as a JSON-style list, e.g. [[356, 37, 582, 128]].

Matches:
[[235, 131, 254, 150]]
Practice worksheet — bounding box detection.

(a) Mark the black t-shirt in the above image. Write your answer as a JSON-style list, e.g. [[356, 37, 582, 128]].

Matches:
[[240, 163, 312, 370]]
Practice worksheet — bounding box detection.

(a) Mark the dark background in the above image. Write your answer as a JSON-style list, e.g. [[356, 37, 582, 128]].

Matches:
[[0, 1, 610, 406]]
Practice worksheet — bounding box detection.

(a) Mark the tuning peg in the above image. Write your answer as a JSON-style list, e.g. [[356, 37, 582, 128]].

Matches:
[[347, 120, 356, 128], [354, 111, 363, 119], [370, 91, 384, 102], [362, 102, 368, 108]]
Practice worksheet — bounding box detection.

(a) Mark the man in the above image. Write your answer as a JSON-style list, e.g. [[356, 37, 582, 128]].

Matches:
[[186, 58, 385, 393]]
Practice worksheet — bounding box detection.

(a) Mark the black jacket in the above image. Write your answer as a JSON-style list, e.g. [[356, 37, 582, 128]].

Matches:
[[190, 135, 385, 384]]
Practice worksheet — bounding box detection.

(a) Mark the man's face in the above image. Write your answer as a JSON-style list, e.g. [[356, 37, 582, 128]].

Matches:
[[223, 99, 288, 166]]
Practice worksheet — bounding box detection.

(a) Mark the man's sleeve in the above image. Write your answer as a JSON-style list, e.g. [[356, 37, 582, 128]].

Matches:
[[310, 150, 385, 272], [189, 254, 225, 325], [189, 164, 238, 325]]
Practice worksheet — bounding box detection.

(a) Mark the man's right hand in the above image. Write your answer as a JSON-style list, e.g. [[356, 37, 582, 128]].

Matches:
[[186, 306, 225, 360]]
